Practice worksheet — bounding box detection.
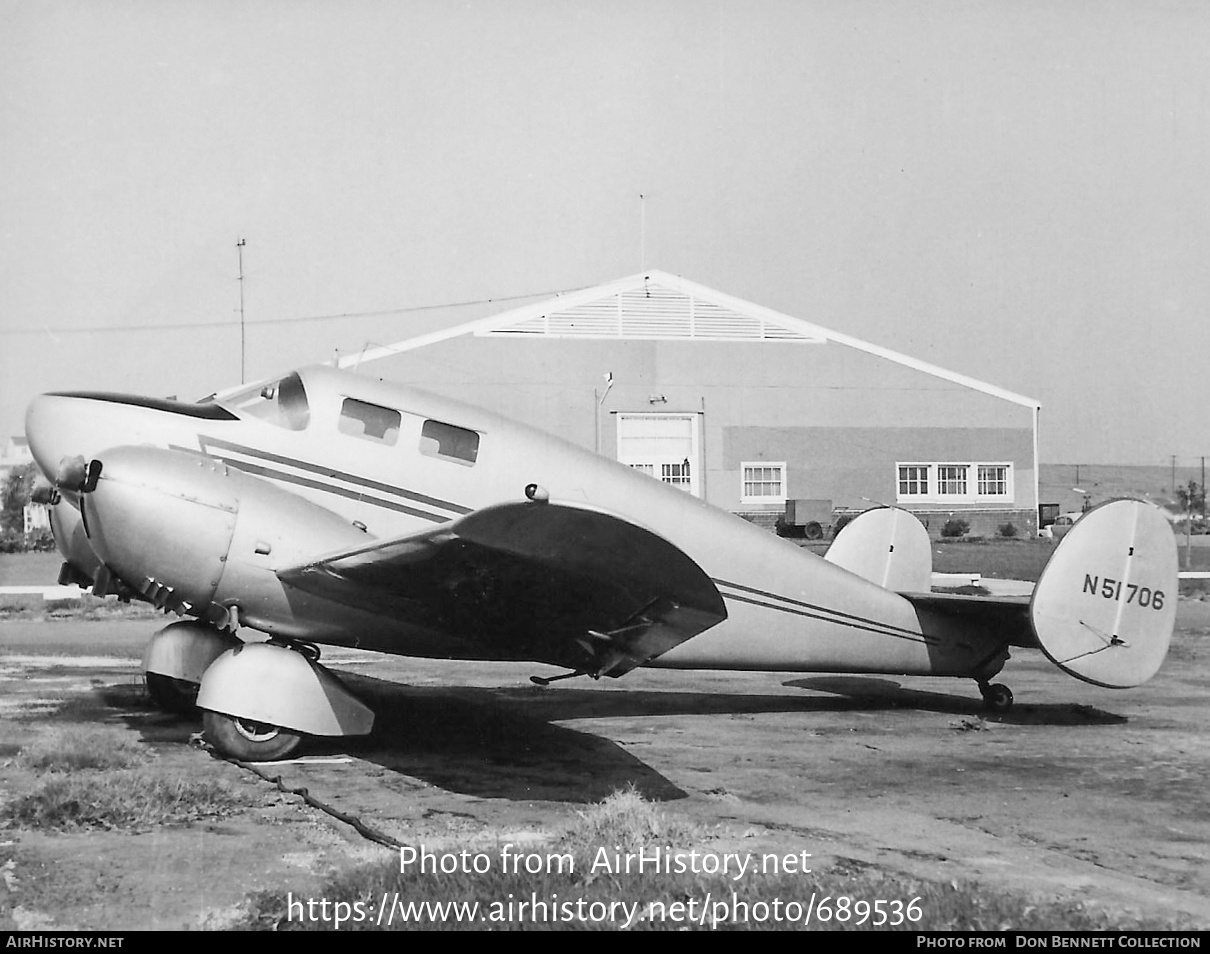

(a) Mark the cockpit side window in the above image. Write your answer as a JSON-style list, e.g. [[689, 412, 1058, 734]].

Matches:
[[223, 372, 311, 430], [340, 398, 401, 445], [419, 419, 479, 465]]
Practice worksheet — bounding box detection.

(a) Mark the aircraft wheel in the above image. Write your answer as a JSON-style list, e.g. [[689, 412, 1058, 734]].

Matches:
[[980, 683, 1014, 713], [202, 710, 303, 761], [145, 672, 200, 714]]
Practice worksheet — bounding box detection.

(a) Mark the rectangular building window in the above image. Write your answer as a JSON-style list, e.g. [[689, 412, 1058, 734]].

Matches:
[[978, 464, 1008, 497], [898, 465, 929, 498], [662, 460, 692, 489], [895, 461, 1014, 504], [937, 465, 968, 496], [741, 462, 787, 504]]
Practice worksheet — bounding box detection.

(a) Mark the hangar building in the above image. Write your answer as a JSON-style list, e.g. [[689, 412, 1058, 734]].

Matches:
[[346, 271, 1040, 538]]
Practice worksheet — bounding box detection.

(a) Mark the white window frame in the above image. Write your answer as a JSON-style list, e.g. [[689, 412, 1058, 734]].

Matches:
[[897, 463, 931, 501], [741, 461, 787, 505], [975, 462, 1014, 501], [936, 463, 969, 498], [895, 461, 1015, 504]]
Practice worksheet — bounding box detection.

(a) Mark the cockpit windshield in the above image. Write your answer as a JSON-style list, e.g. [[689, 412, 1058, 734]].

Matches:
[[219, 371, 311, 430]]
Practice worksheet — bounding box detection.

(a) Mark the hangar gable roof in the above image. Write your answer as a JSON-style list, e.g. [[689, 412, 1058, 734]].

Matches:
[[340, 270, 1040, 410]]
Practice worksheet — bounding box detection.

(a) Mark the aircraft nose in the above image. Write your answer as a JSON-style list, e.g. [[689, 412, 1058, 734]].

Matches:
[[24, 393, 87, 481]]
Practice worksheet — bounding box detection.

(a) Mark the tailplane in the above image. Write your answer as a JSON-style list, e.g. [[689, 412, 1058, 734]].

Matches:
[[1031, 499, 1177, 688]]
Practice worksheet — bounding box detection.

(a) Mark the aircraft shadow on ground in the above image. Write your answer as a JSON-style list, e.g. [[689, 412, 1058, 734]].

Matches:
[[86, 668, 1125, 806], [786, 676, 1128, 726]]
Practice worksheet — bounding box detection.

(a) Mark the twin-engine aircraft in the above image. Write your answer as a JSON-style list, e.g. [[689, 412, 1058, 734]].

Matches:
[[24, 365, 1178, 761]]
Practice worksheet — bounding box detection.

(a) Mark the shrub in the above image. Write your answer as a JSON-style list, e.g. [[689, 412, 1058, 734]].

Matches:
[[941, 518, 969, 538], [998, 522, 1018, 538]]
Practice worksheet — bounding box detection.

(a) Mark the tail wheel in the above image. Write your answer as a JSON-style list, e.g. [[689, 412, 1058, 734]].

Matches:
[[202, 709, 303, 761], [980, 683, 1014, 713], [145, 672, 200, 714]]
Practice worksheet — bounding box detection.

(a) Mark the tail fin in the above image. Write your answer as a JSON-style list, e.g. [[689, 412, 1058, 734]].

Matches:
[[824, 507, 932, 592], [1031, 499, 1177, 688]]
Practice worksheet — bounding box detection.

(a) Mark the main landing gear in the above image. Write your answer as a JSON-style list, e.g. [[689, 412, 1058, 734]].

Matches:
[[201, 710, 303, 762], [978, 680, 1014, 713], [145, 672, 202, 714]]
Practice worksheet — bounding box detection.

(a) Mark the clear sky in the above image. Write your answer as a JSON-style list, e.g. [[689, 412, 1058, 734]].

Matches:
[[3, 0, 1208, 465]]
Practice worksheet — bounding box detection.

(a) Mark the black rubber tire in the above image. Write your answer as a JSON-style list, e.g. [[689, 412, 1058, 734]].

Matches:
[[804, 522, 824, 541], [980, 683, 1014, 713], [145, 672, 200, 714], [202, 709, 303, 761]]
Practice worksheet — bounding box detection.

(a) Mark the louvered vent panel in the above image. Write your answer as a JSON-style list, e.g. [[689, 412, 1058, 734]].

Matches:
[[546, 299, 621, 336], [619, 288, 693, 338], [762, 323, 816, 340], [692, 301, 762, 338], [479, 282, 824, 342]]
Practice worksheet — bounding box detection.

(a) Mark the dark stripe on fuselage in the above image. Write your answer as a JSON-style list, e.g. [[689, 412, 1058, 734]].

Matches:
[[198, 436, 473, 517], [48, 391, 238, 420], [229, 459, 452, 523], [713, 577, 936, 646]]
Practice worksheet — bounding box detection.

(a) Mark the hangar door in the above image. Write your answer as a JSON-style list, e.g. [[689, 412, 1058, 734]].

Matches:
[[615, 413, 701, 497]]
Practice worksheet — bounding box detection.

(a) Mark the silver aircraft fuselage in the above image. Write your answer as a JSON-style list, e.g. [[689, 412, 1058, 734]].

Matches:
[[24, 364, 990, 677]]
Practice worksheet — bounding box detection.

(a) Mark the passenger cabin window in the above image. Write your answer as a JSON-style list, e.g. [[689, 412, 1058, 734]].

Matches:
[[419, 419, 479, 465], [339, 398, 400, 444], [224, 372, 310, 430]]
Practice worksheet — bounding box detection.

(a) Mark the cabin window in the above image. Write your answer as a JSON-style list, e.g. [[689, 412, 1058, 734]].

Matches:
[[224, 372, 310, 430], [419, 419, 479, 465], [339, 398, 400, 444]]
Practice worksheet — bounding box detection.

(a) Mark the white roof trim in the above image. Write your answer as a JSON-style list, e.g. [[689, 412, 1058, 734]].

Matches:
[[340, 270, 1040, 409]]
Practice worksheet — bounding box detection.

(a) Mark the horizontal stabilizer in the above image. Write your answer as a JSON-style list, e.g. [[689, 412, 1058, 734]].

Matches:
[[824, 507, 932, 592], [1030, 499, 1177, 688]]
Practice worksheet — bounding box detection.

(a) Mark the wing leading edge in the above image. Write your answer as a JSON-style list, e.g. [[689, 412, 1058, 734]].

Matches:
[[277, 499, 727, 677]]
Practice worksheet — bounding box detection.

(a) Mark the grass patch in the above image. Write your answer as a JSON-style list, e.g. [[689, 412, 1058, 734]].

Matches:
[[2, 771, 248, 831], [229, 788, 1183, 931], [557, 785, 701, 858], [18, 727, 150, 773]]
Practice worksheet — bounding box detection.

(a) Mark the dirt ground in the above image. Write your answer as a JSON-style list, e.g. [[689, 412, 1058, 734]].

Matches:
[[0, 601, 1208, 931]]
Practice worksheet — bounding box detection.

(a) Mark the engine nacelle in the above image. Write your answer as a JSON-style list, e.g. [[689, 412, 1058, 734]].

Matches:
[[80, 446, 371, 636], [48, 499, 103, 587]]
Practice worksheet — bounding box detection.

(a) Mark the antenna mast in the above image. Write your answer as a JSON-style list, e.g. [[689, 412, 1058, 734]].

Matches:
[[639, 193, 646, 270], [236, 238, 247, 384]]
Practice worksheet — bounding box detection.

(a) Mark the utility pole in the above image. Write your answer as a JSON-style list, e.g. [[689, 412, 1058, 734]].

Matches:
[[236, 238, 247, 384]]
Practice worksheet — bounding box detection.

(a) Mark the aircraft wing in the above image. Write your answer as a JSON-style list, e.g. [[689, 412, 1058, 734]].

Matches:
[[277, 500, 727, 677]]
